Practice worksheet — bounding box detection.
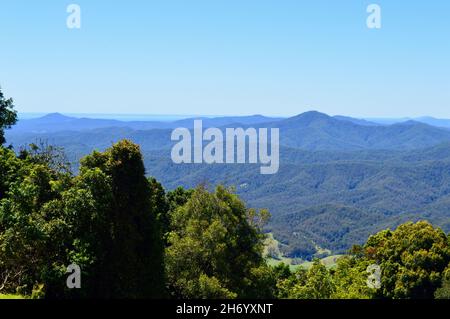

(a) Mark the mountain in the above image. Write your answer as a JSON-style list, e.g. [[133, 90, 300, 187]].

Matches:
[[12, 113, 169, 133], [414, 116, 450, 129], [364, 116, 450, 129], [5, 111, 450, 259], [269, 112, 450, 150], [11, 113, 281, 133], [333, 115, 380, 126], [173, 115, 282, 128], [8, 112, 450, 154]]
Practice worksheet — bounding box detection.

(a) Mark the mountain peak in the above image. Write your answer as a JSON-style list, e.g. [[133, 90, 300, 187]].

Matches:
[[285, 111, 331, 124], [40, 113, 74, 121], [299, 110, 329, 117]]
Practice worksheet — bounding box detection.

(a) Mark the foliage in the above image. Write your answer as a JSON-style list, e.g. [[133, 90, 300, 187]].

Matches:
[[19, 141, 71, 174], [0, 140, 166, 298], [165, 185, 271, 299], [64, 140, 165, 298], [435, 266, 450, 299], [331, 256, 373, 299], [362, 221, 450, 299], [0, 87, 17, 145], [277, 260, 335, 299], [0, 161, 70, 295], [0, 147, 24, 199]]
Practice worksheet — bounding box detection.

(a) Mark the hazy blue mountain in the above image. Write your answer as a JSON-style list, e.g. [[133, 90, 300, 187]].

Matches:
[[364, 117, 412, 125], [333, 115, 381, 126], [8, 111, 450, 153], [173, 114, 283, 128], [11, 113, 281, 133], [365, 116, 450, 128], [268, 111, 450, 150], [12, 113, 173, 132], [414, 116, 450, 129]]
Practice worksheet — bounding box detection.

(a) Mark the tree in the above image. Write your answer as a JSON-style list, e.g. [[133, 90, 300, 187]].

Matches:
[[280, 260, 335, 299], [166, 186, 193, 213], [332, 256, 373, 299], [165, 185, 270, 298], [19, 141, 71, 174], [0, 162, 70, 296], [363, 221, 450, 299], [148, 177, 170, 240], [72, 140, 165, 298], [0, 147, 24, 199], [0, 87, 17, 145], [435, 266, 450, 299], [0, 140, 166, 298]]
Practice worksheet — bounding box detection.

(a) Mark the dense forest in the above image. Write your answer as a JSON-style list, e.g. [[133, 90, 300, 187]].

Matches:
[[1, 88, 450, 299]]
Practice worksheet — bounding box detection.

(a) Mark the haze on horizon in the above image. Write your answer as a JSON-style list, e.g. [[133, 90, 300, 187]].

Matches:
[[15, 111, 450, 125], [1, 0, 449, 118]]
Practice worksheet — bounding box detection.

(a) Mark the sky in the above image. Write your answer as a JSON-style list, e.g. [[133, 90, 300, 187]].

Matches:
[[0, 0, 449, 118]]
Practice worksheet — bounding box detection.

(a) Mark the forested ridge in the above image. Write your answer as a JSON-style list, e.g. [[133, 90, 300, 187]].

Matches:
[[1, 88, 450, 299]]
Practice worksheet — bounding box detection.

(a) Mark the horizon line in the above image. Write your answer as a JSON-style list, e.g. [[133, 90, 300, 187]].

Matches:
[[16, 111, 449, 121]]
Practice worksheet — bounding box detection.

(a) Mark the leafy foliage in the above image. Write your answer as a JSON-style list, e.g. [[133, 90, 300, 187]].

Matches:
[[165, 185, 271, 298], [0, 88, 17, 145], [0, 140, 165, 298], [361, 221, 450, 299], [435, 266, 450, 299]]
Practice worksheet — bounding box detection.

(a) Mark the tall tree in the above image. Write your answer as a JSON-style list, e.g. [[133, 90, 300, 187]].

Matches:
[[75, 140, 165, 298]]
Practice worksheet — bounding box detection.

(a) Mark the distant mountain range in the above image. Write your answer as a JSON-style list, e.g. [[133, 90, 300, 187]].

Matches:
[[5, 111, 450, 259], [11, 112, 282, 133], [14, 112, 450, 131], [9, 111, 450, 151]]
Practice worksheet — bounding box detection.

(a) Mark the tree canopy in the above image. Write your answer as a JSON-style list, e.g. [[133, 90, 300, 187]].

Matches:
[[0, 141, 165, 298], [165, 185, 271, 298]]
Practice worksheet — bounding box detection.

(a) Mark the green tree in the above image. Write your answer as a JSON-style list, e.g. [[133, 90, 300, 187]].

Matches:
[[276, 267, 307, 299], [0, 87, 17, 145], [363, 221, 450, 299], [0, 140, 166, 298], [286, 260, 335, 299], [0, 162, 70, 296], [148, 177, 170, 240], [166, 186, 193, 213], [0, 147, 24, 199], [73, 140, 165, 298], [332, 256, 373, 299], [435, 266, 450, 299], [165, 185, 270, 298]]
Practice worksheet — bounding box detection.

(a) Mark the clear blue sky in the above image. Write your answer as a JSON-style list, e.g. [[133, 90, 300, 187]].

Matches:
[[0, 0, 449, 117]]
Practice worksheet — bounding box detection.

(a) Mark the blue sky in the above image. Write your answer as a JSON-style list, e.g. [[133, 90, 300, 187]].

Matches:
[[0, 0, 449, 117]]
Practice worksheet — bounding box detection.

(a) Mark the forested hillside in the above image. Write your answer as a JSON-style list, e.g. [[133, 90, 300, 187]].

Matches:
[[7, 111, 450, 259]]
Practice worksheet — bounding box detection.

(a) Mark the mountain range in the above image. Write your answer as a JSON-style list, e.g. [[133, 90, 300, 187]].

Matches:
[[5, 111, 450, 259]]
